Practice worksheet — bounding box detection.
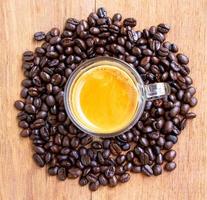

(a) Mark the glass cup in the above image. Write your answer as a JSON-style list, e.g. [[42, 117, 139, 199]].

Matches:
[[64, 56, 171, 137]]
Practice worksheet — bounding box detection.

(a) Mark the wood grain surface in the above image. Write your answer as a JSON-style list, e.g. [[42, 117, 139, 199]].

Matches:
[[0, 0, 207, 200]]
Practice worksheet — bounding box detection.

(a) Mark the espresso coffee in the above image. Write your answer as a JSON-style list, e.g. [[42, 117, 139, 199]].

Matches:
[[69, 65, 139, 134]]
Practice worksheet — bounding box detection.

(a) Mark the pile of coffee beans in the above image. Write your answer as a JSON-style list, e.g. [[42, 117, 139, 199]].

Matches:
[[15, 7, 197, 191]]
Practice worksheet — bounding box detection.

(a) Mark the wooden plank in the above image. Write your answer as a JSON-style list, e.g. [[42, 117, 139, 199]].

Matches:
[[94, 0, 207, 200], [0, 0, 207, 200], [0, 1, 95, 200]]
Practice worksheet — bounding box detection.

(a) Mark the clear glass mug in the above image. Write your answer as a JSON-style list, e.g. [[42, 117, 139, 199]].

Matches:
[[64, 56, 171, 137]]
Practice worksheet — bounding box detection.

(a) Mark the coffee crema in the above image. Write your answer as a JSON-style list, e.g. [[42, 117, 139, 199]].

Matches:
[[69, 65, 139, 134]]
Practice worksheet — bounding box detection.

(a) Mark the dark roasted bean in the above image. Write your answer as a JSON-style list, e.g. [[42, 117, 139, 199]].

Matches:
[[14, 100, 25, 110], [33, 153, 45, 167], [48, 166, 59, 176], [157, 23, 170, 33], [153, 165, 162, 176], [68, 168, 82, 178], [123, 18, 136, 27], [57, 167, 67, 180], [109, 176, 118, 187], [189, 97, 198, 107], [164, 162, 176, 171], [142, 165, 153, 176], [34, 32, 46, 41], [164, 150, 176, 161], [89, 181, 99, 191], [20, 129, 31, 137], [119, 173, 130, 183], [177, 53, 189, 64]]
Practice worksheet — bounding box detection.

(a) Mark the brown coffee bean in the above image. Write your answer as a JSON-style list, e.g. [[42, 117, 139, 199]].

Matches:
[[98, 174, 108, 186], [110, 143, 122, 155], [164, 150, 176, 161], [48, 166, 59, 176], [14, 100, 25, 110], [20, 129, 31, 137], [164, 141, 174, 150], [170, 106, 180, 117], [164, 162, 176, 171], [68, 167, 82, 178], [189, 97, 198, 107], [163, 121, 174, 133], [33, 146, 45, 154], [180, 104, 190, 115], [57, 167, 67, 180], [157, 23, 170, 34], [33, 153, 45, 167], [119, 173, 130, 183], [185, 112, 196, 119], [142, 165, 153, 176], [123, 18, 136, 27], [89, 181, 99, 191], [34, 32, 45, 41], [177, 53, 189, 64], [153, 165, 162, 176], [79, 177, 88, 186], [109, 176, 118, 187], [46, 95, 55, 107]]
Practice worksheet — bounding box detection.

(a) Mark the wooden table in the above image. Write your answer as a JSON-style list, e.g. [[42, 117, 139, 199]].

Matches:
[[0, 0, 207, 199]]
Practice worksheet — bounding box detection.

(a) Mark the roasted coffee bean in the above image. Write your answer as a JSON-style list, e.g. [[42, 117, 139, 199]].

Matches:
[[24, 104, 36, 114], [57, 167, 67, 180], [48, 166, 59, 176], [109, 176, 118, 187], [33, 153, 45, 167], [189, 97, 198, 107], [166, 135, 178, 144], [119, 173, 130, 183], [164, 150, 176, 161], [185, 112, 196, 119], [163, 121, 174, 133], [79, 177, 88, 186], [33, 146, 45, 154], [170, 106, 180, 117], [130, 166, 141, 173], [68, 167, 82, 178], [98, 174, 108, 186], [139, 152, 150, 165], [86, 173, 97, 183], [105, 166, 115, 178], [46, 95, 55, 107], [156, 153, 163, 164], [142, 165, 153, 176], [112, 13, 122, 22], [164, 141, 174, 150], [180, 104, 190, 115], [14, 100, 25, 110], [177, 53, 189, 64], [97, 7, 107, 18], [164, 162, 176, 171], [89, 181, 99, 191], [20, 129, 30, 137], [34, 32, 45, 41], [139, 137, 149, 146], [153, 164, 162, 176], [81, 155, 91, 166], [157, 23, 170, 34], [110, 143, 122, 155], [123, 18, 136, 27]]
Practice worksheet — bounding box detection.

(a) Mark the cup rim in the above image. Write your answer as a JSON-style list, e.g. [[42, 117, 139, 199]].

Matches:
[[64, 56, 146, 137]]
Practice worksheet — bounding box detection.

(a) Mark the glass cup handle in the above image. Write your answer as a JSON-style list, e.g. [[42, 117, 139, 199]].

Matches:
[[144, 82, 171, 100]]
